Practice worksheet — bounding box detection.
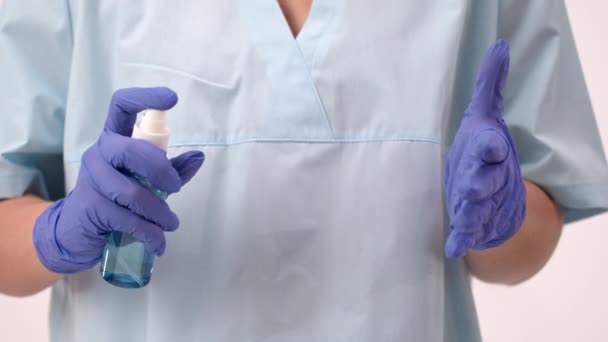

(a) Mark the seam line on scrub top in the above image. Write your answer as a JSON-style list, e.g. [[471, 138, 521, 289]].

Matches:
[[168, 135, 440, 147], [294, 43, 335, 137], [307, 5, 339, 70], [64, 0, 75, 46], [63, 137, 439, 164], [292, 4, 336, 139], [120, 62, 234, 90]]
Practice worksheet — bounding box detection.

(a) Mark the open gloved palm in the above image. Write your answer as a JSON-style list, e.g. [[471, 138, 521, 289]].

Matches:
[[444, 40, 527, 258]]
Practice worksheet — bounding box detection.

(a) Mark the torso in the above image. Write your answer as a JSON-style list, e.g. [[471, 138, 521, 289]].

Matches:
[[52, 1, 490, 340]]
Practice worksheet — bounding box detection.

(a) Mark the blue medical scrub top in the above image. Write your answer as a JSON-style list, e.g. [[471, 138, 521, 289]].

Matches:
[[1, 1, 607, 341]]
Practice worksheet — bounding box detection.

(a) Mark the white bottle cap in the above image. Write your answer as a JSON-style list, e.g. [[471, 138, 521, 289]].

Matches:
[[131, 109, 170, 151]]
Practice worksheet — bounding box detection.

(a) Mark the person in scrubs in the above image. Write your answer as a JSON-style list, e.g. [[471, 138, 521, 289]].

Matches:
[[1, 1, 607, 341]]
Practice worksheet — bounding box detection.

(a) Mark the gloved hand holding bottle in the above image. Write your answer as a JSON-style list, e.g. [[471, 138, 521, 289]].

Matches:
[[33, 87, 204, 277], [444, 40, 527, 258]]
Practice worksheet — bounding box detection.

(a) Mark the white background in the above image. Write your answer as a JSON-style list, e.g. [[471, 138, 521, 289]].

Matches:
[[1, 0, 607, 341], [474, 1, 608, 341]]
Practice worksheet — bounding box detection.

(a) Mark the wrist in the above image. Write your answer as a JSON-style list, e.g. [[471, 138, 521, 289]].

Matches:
[[33, 199, 98, 274]]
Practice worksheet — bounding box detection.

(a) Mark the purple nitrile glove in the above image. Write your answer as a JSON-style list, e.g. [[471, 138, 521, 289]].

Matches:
[[444, 40, 527, 258], [33, 87, 205, 274]]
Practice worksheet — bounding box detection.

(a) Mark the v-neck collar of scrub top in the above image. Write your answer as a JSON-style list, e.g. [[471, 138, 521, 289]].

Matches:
[[244, 0, 342, 69], [239, 0, 346, 140]]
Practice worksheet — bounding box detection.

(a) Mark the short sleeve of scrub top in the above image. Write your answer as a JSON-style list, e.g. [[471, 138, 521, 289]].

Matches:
[[448, 0, 608, 224], [0, 0, 72, 201], [502, 1, 608, 223]]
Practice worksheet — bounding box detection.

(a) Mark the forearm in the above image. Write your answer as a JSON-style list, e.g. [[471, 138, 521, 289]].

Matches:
[[465, 180, 563, 285], [0, 194, 62, 297]]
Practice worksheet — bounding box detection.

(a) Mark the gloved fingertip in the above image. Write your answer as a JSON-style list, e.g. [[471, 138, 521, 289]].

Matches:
[[481, 40, 510, 76], [185, 150, 205, 161], [106, 87, 179, 136], [155, 240, 167, 257], [445, 243, 466, 259], [489, 39, 510, 59], [468, 40, 511, 117], [146, 87, 179, 110], [171, 150, 205, 186], [165, 213, 180, 232], [445, 233, 469, 259]]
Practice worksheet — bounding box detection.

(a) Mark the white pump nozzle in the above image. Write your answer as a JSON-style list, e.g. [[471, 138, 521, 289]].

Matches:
[[131, 109, 170, 151]]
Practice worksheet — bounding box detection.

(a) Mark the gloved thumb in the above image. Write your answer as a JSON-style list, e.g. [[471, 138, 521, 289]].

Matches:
[[474, 129, 509, 164], [467, 39, 510, 118], [170, 150, 205, 186]]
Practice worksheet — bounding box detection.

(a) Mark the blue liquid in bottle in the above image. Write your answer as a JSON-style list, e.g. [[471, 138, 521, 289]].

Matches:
[[100, 173, 168, 288], [100, 108, 170, 288]]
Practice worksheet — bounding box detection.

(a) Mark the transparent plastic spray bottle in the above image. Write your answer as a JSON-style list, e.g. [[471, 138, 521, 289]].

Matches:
[[100, 109, 170, 288]]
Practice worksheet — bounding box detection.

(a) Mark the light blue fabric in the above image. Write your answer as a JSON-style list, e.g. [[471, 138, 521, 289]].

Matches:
[[0, 0, 70, 200], [1, 0, 607, 341]]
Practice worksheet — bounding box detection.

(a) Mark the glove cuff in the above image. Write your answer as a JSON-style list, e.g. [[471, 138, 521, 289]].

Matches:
[[33, 199, 99, 274]]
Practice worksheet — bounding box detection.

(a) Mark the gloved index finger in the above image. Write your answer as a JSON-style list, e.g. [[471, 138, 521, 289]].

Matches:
[[105, 87, 178, 136], [468, 39, 510, 118]]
